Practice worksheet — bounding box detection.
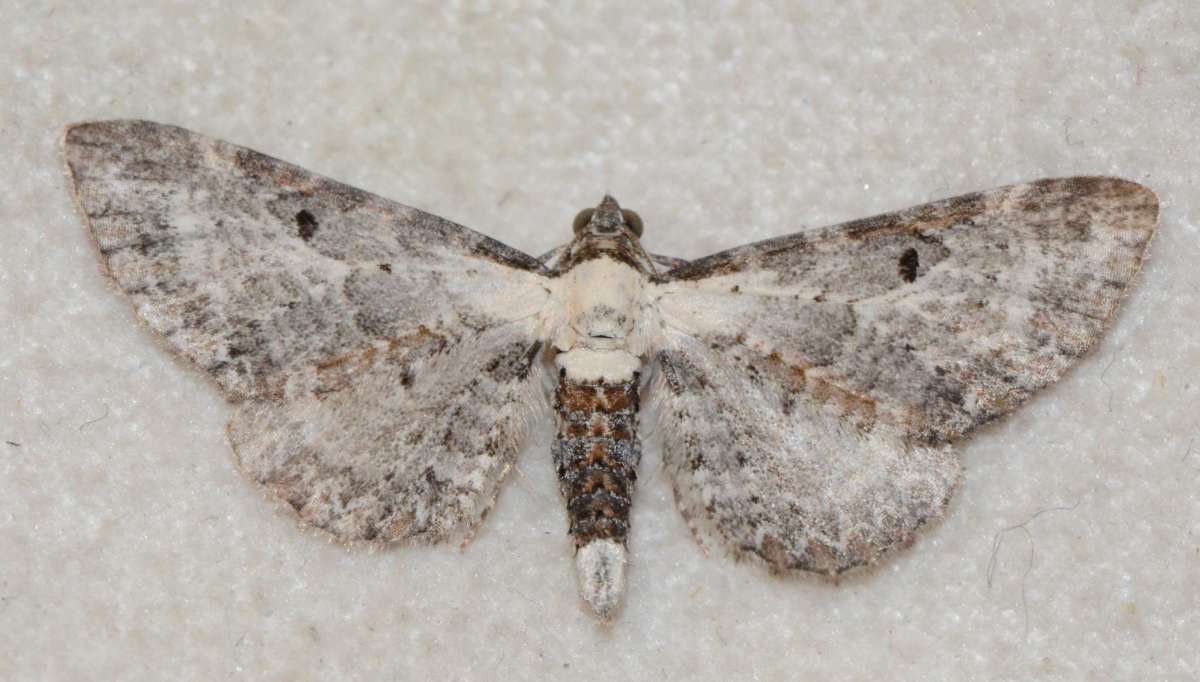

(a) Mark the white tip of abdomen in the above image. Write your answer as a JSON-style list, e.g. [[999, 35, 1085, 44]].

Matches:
[[574, 539, 628, 621]]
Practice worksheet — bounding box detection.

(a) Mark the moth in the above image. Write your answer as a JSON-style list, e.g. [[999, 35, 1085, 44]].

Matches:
[[65, 120, 1158, 620]]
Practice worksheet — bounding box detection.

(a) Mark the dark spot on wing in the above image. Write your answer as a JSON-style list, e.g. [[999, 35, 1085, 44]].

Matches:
[[295, 209, 319, 241], [898, 247, 919, 282], [378, 263, 392, 273]]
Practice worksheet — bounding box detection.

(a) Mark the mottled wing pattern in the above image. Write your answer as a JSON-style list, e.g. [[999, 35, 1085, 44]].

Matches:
[[67, 120, 549, 399], [652, 177, 1157, 572], [66, 120, 552, 543], [228, 324, 546, 543], [655, 332, 961, 573]]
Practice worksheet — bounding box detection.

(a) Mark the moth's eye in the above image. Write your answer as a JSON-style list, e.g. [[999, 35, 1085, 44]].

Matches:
[[573, 208, 595, 235], [621, 209, 644, 237]]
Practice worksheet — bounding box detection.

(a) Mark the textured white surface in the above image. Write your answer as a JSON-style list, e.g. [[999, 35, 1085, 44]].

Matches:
[[2, 2, 1198, 679]]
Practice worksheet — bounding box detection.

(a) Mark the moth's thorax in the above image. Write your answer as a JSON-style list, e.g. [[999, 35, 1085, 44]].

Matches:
[[564, 257, 642, 340], [548, 252, 653, 383]]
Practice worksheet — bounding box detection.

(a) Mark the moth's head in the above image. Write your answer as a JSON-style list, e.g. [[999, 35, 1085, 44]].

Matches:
[[572, 195, 644, 240]]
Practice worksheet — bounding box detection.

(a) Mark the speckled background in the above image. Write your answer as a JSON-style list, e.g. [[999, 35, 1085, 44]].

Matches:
[[2, 2, 1198, 680]]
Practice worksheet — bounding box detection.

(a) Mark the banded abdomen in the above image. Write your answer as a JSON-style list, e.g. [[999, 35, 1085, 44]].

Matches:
[[546, 200, 656, 619], [552, 365, 641, 619]]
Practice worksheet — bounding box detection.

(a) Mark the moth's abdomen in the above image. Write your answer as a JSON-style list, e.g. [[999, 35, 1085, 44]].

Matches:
[[554, 374, 641, 545], [553, 367, 641, 619]]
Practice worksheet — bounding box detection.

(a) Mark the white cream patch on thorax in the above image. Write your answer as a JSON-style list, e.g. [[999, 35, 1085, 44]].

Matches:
[[547, 255, 654, 382]]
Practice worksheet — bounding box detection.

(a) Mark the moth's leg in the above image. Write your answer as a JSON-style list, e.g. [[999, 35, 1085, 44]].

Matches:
[[552, 370, 641, 620]]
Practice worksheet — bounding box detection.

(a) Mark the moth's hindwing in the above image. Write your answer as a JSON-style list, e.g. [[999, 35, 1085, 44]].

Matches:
[[229, 324, 546, 544], [651, 177, 1158, 572]]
